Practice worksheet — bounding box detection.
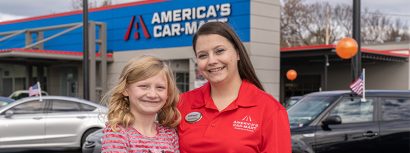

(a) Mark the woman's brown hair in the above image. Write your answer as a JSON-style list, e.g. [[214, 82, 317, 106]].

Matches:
[[192, 22, 264, 91]]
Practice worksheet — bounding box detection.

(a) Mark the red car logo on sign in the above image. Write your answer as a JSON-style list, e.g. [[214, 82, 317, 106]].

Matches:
[[124, 15, 151, 41]]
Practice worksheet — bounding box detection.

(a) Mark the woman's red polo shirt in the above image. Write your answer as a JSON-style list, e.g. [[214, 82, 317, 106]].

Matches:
[[177, 80, 291, 153]]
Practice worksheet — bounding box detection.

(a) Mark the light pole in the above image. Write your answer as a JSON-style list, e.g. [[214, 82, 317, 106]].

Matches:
[[352, 0, 361, 81], [83, 0, 90, 100]]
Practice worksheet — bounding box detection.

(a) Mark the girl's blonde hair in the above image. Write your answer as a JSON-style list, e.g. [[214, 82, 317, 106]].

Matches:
[[105, 55, 181, 131]]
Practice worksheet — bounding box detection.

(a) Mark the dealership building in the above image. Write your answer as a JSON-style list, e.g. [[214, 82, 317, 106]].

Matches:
[[281, 42, 410, 99], [0, 0, 282, 101], [1, 0, 409, 102]]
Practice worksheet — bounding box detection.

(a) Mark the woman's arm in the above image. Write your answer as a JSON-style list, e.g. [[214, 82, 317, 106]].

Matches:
[[261, 108, 292, 153]]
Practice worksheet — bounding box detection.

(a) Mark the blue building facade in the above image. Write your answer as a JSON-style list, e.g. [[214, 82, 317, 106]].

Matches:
[[0, 0, 282, 101], [1, 0, 250, 52]]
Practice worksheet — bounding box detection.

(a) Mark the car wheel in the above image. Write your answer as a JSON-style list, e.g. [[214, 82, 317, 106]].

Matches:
[[81, 128, 100, 147]]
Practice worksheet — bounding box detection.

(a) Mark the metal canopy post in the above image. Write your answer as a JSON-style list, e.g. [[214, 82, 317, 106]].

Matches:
[[83, 0, 90, 100]]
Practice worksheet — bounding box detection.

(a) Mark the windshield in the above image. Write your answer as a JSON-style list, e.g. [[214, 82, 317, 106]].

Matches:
[[286, 96, 302, 109], [287, 95, 337, 128]]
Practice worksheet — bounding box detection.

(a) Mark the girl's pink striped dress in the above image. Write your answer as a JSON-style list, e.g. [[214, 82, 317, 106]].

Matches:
[[102, 124, 179, 153]]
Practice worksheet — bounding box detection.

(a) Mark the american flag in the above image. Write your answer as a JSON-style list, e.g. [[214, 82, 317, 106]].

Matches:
[[29, 82, 41, 97], [350, 73, 364, 95]]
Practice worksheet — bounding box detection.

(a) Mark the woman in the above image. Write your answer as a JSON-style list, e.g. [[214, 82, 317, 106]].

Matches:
[[178, 22, 291, 153], [102, 56, 181, 153]]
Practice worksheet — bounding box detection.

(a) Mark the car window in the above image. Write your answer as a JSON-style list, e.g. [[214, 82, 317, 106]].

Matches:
[[329, 98, 374, 124], [9, 91, 48, 100], [286, 96, 302, 109], [382, 98, 410, 121], [288, 96, 335, 128], [10, 100, 45, 114], [80, 103, 96, 111], [50, 100, 81, 112], [9, 93, 18, 100], [15, 93, 29, 100]]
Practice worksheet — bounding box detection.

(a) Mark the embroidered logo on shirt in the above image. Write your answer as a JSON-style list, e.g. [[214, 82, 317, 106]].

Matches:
[[242, 115, 252, 122], [232, 115, 259, 132]]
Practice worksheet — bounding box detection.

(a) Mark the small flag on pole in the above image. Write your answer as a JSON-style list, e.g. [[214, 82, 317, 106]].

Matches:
[[29, 82, 43, 101], [350, 69, 365, 96], [29, 82, 40, 97]]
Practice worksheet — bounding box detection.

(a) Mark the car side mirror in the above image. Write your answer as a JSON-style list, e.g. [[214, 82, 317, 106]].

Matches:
[[5, 110, 14, 118], [322, 115, 342, 125]]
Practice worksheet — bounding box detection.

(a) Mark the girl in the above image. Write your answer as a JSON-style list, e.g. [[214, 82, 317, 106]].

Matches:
[[102, 56, 181, 153]]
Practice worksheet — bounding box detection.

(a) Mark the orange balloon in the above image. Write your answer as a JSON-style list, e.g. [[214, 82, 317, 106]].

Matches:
[[336, 37, 358, 59], [286, 69, 297, 81]]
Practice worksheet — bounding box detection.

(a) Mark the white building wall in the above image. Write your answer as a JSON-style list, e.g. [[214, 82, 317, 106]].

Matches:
[[366, 62, 409, 90], [327, 62, 409, 90], [363, 42, 410, 90], [250, 0, 281, 99]]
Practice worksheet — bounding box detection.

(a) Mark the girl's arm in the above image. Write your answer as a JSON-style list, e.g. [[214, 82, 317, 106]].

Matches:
[[172, 129, 180, 153]]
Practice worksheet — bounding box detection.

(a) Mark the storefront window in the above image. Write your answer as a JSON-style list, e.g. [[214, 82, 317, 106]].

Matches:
[[176, 72, 189, 92]]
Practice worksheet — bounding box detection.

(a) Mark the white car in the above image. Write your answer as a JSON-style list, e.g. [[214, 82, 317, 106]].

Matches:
[[0, 96, 107, 151], [8, 90, 49, 100]]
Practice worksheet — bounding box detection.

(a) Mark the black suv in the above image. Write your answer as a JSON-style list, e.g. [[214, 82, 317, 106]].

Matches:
[[288, 90, 410, 153]]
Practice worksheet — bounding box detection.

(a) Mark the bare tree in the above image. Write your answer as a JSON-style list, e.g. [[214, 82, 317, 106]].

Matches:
[[280, 0, 409, 47], [281, 0, 313, 47], [302, 2, 340, 45], [385, 18, 409, 42], [333, 4, 353, 37], [361, 9, 391, 44]]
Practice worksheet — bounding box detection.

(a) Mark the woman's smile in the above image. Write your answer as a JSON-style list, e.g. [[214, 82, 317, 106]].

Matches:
[[208, 66, 226, 73]]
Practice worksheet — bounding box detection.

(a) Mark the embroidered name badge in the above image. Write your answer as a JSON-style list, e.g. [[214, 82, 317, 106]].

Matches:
[[185, 112, 202, 123]]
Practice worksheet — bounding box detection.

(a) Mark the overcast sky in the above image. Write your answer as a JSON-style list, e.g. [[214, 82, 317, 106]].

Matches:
[[0, 0, 138, 22], [0, 0, 409, 22], [311, 0, 410, 20]]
